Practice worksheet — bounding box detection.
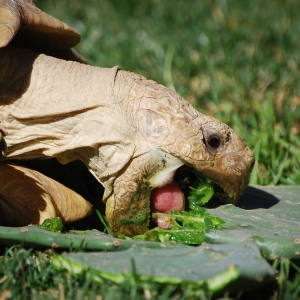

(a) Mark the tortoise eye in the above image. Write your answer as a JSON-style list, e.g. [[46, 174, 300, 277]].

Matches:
[[207, 134, 221, 149], [203, 129, 225, 154]]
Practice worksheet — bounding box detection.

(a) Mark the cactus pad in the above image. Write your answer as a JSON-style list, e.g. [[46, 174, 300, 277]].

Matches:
[[52, 242, 275, 294]]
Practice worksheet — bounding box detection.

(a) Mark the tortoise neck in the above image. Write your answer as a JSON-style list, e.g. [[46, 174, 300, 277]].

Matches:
[[0, 46, 119, 162]]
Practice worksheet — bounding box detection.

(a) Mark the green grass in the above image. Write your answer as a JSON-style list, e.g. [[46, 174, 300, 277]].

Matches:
[[1, 0, 300, 298]]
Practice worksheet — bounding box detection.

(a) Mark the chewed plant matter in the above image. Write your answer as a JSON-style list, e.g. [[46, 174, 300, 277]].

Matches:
[[35, 217, 63, 233], [134, 171, 225, 244]]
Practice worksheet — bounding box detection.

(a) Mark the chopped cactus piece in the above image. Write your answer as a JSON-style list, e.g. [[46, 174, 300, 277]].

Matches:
[[188, 171, 215, 208], [137, 171, 223, 244], [135, 210, 224, 244], [35, 217, 63, 233]]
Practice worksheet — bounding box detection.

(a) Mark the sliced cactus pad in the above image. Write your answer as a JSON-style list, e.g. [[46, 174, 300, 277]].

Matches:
[[205, 186, 300, 260], [53, 242, 275, 294]]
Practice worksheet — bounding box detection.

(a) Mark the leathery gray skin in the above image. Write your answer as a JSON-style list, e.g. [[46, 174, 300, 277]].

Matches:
[[0, 46, 255, 237]]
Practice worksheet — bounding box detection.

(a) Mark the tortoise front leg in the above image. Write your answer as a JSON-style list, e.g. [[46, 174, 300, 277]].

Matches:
[[105, 154, 152, 237], [105, 149, 184, 237]]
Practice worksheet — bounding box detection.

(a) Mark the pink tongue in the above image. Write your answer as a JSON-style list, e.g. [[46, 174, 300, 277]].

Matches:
[[151, 181, 185, 229]]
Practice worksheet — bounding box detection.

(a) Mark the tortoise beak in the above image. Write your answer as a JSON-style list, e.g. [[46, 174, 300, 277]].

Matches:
[[201, 151, 255, 203]]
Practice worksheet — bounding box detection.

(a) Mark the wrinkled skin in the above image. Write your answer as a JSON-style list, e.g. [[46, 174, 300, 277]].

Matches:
[[0, 46, 254, 236], [0, 0, 255, 237]]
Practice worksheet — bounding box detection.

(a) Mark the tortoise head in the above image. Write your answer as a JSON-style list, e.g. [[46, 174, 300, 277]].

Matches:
[[134, 81, 255, 203], [103, 71, 255, 237], [193, 117, 255, 202]]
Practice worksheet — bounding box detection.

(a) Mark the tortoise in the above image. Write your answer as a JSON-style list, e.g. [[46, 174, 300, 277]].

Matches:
[[0, 0, 255, 237]]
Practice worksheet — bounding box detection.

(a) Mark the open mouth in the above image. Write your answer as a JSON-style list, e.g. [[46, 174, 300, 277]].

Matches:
[[149, 166, 223, 229]]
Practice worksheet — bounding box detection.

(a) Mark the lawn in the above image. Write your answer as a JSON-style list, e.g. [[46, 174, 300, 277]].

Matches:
[[1, 0, 300, 299]]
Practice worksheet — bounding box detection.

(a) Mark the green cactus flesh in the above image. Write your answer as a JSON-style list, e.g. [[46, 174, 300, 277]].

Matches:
[[204, 186, 300, 260], [52, 242, 275, 294], [35, 217, 63, 233], [134, 171, 224, 244]]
